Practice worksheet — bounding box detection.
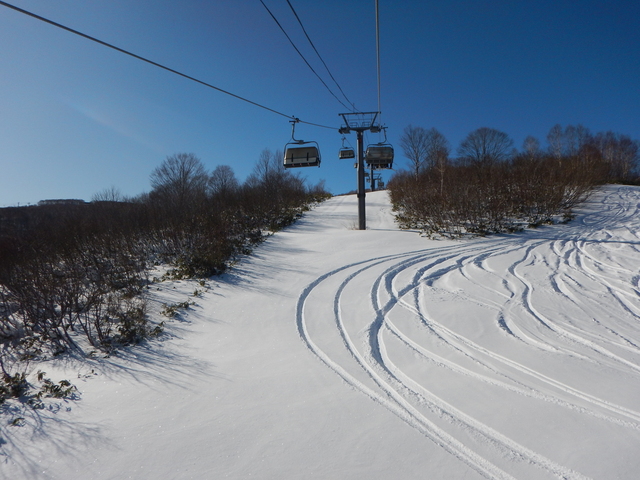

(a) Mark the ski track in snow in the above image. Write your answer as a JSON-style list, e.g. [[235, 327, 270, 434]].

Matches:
[[297, 186, 640, 479]]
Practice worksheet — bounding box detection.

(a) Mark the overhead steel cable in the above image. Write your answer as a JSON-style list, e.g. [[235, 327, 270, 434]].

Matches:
[[375, 0, 381, 117], [259, 0, 354, 113], [0, 0, 336, 130], [285, 0, 359, 112]]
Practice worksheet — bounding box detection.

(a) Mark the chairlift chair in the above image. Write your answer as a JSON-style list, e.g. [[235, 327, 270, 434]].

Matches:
[[339, 147, 355, 159], [284, 142, 321, 168], [365, 144, 394, 169], [338, 137, 355, 159], [365, 127, 394, 169], [283, 120, 321, 169]]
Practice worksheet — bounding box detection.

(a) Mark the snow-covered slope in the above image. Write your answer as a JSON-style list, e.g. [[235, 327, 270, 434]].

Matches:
[[4, 187, 640, 479]]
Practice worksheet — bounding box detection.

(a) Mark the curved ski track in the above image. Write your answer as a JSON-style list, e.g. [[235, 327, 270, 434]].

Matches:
[[296, 187, 640, 479]]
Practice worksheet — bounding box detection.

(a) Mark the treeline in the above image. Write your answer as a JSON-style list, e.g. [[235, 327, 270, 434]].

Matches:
[[0, 150, 328, 384], [389, 124, 639, 237]]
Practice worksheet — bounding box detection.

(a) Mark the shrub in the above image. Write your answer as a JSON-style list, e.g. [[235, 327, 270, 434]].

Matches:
[[388, 153, 601, 237], [0, 150, 330, 381]]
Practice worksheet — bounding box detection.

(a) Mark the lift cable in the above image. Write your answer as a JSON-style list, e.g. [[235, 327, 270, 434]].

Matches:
[[0, 0, 336, 130], [375, 0, 382, 120], [285, 0, 359, 112], [259, 0, 353, 113]]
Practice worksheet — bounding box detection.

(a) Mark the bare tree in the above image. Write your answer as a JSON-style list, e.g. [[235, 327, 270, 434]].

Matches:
[[522, 136, 541, 160], [209, 165, 239, 197], [563, 125, 578, 156], [574, 125, 591, 152], [547, 124, 592, 159], [149, 153, 209, 211], [592, 131, 639, 181], [424, 128, 450, 169], [245, 148, 291, 191], [92, 186, 126, 203], [458, 127, 514, 167], [400, 125, 429, 178], [254, 148, 281, 181], [424, 128, 450, 195], [547, 124, 564, 159]]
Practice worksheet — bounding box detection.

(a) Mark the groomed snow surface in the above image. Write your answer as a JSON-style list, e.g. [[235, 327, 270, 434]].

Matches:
[[4, 185, 640, 479]]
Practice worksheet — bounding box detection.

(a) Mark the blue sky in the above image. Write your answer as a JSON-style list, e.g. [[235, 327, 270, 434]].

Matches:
[[1, 0, 638, 206]]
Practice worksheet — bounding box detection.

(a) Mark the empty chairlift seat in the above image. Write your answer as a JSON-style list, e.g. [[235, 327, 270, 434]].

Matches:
[[283, 143, 321, 168], [365, 144, 394, 169], [338, 147, 355, 159]]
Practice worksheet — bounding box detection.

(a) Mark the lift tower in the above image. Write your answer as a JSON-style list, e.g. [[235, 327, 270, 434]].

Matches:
[[339, 112, 381, 230]]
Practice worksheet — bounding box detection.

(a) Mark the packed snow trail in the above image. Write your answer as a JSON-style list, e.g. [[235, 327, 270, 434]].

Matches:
[[4, 186, 640, 479], [297, 186, 640, 479]]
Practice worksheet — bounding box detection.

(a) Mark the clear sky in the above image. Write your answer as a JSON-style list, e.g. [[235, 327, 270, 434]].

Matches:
[[1, 0, 638, 206]]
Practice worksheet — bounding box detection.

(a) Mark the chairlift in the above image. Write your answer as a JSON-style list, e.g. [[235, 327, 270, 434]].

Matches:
[[338, 137, 355, 159], [365, 127, 394, 169], [283, 120, 321, 169], [339, 148, 355, 160]]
